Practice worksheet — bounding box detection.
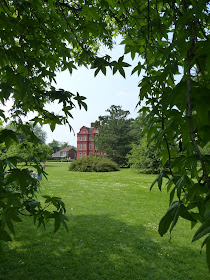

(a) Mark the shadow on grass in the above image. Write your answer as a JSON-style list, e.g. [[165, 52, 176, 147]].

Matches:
[[1, 214, 208, 280]]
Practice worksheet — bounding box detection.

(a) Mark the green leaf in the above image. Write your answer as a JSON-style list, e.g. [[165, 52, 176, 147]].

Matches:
[[131, 62, 142, 76], [0, 229, 12, 242], [94, 68, 100, 77], [119, 67, 125, 78], [201, 235, 210, 249], [169, 203, 181, 233], [158, 202, 178, 237], [192, 217, 210, 242], [169, 187, 176, 205], [150, 174, 161, 191], [50, 121, 56, 132], [150, 172, 168, 191], [179, 204, 196, 222]]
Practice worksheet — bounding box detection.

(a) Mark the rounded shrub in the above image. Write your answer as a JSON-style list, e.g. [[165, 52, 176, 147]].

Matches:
[[68, 155, 119, 172]]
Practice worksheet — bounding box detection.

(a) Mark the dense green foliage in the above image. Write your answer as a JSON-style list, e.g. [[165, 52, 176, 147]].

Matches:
[[0, 0, 94, 242], [1, 123, 52, 164], [128, 136, 163, 174], [116, 1, 210, 269], [69, 155, 119, 172], [1, 141, 53, 165], [94, 105, 136, 166], [128, 114, 172, 174]]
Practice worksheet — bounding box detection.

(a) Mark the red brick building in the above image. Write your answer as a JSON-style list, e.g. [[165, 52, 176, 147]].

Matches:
[[51, 147, 77, 160], [77, 124, 104, 159]]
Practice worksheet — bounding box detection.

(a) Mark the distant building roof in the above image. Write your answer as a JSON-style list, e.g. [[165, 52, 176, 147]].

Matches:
[[87, 127, 94, 132], [77, 125, 98, 134], [51, 147, 76, 157], [51, 151, 61, 157]]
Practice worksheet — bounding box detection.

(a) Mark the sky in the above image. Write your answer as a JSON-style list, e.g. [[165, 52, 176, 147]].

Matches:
[[42, 43, 144, 147], [1, 41, 144, 147]]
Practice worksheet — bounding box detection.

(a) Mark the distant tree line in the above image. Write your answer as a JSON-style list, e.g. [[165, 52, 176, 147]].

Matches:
[[0, 122, 52, 165], [0, 123, 77, 165], [48, 140, 76, 153]]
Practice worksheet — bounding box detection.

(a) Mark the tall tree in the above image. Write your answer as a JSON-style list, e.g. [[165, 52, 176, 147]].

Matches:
[[48, 140, 75, 152], [48, 139, 62, 153], [60, 142, 70, 150], [94, 105, 135, 166]]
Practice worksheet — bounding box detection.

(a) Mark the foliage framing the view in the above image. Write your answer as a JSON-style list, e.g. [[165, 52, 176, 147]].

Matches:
[[0, 0, 127, 242], [0, 0, 102, 242], [0, 0, 210, 269], [109, 0, 210, 269]]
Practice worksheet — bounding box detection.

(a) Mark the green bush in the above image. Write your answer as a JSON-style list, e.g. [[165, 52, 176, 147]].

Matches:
[[69, 155, 120, 172], [128, 136, 171, 174]]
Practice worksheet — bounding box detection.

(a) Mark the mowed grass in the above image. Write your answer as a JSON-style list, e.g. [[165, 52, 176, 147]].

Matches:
[[1, 163, 209, 280]]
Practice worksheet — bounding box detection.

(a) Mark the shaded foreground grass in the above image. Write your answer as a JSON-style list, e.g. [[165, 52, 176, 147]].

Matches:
[[1, 163, 208, 279]]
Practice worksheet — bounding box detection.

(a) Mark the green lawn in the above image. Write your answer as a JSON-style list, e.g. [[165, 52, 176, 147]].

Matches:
[[1, 163, 208, 279]]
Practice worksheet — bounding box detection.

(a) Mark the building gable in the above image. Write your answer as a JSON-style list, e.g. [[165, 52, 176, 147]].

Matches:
[[78, 126, 89, 135]]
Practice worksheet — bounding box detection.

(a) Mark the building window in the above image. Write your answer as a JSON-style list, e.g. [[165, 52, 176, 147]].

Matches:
[[83, 152, 86, 157], [79, 152, 82, 158], [83, 144, 86, 149], [82, 131, 85, 134], [79, 144, 82, 150], [95, 130, 99, 133], [79, 136, 82, 141], [60, 151, 66, 156], [89, 144, 93, 150], [83, 136, 86, 140], [89, 135, 93, 141]]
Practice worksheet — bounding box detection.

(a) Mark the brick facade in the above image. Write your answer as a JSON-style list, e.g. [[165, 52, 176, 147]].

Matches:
[[77, 125, 104, 159]]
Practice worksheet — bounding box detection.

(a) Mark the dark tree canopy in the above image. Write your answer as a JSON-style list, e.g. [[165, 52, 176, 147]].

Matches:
[[94, 105, 135, 166], [48, 139, 62, 153]]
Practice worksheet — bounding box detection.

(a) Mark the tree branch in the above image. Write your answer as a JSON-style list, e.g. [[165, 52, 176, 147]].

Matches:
[[187, 66, 210, 188], [161, 113, 173, 176]]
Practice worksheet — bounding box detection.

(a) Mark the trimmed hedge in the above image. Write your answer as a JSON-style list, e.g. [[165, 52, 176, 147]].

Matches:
[[68, 155, 120, 172], [47, 159, 73, 162]]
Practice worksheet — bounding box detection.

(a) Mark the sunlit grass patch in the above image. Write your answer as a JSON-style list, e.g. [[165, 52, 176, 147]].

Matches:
[[0, 162, 208, 279]]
